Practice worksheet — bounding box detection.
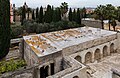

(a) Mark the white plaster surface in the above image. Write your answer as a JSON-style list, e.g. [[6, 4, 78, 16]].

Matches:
[[87, 53, 120, 78], [23, 27, 117, 57]]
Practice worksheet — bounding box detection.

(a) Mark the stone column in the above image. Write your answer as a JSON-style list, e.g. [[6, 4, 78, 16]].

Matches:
[[19, 38, 24, 59]]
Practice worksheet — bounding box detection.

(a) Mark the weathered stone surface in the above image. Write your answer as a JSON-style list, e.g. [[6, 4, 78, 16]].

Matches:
[[81, 20, 102, 28], [14, 73, 33, 78]]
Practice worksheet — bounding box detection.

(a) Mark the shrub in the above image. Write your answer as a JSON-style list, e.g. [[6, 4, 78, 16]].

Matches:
[[11, 25, 23, 39], [23, 20, 85, 34], [0, 59, 26, 74]]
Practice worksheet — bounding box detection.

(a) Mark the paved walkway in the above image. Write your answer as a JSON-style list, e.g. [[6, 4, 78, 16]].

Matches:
[[87, 53, 120, 78]]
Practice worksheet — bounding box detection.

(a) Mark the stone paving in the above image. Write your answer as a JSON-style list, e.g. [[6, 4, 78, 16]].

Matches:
[[87, 53, 120, 78]]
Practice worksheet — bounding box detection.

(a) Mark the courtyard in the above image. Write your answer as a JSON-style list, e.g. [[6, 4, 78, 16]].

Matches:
[[87, 53, 120, 78]]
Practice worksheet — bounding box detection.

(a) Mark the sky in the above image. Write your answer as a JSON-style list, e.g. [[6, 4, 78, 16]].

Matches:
[[12, 0, 120, 8]]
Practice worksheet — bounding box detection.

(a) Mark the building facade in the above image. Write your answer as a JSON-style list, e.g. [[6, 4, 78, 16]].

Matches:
[[23, 27, 120, 78], [10, 0, 13, 23]]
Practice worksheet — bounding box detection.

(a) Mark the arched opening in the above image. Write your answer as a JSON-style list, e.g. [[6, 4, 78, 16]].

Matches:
[[94, 48, 101, 62], [110, 43, 114, 53], [44, 66, 49, 77], [103, 46, 108, 57], [40, 66, 49, 78], [50, 63, 54, 75], [85, 52, 92, 64], [40, 66, 45, 78], [74, 55, 82, 63], [73, 76, 79, 78]]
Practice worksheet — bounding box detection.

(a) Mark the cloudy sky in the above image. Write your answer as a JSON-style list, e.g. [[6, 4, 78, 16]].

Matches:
[[12, 0, 120, 8]]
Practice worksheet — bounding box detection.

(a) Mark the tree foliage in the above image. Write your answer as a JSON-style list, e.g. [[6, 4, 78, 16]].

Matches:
[[21, 6, 26, 25], [60, 2, 68, 20], [117, 6, 120, 22], [32, 10, 35, 20], [82, 7, 86, 18], [0, 0, 10, 59], [105, 4, 116, 30], [68, 8, 72, 21], [94, 5, 106, 29], [39, 6, 43, 23], [44, 5, 52, 23], [36, 7, 39, 22], [76, 8, 81, 24]]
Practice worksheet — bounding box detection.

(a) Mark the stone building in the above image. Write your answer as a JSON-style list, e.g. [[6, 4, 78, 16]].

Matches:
[[10, 0, 13, 23], [22, 26, 120, 78]]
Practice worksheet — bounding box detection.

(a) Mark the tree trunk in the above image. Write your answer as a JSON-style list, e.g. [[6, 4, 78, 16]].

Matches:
[[108, 20, 111, 30], [101, 19, 104, 29], [113, 26, 115, 31]]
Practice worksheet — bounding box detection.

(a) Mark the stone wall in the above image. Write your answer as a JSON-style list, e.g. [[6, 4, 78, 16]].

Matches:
[[62, 33, 117, 56], [0, 65, 39, 78], [112, 69, 120, 78], [47, 56, 87, 78], [5, 38, 23, 60], [69, 39, 117, 64], [81, 20, 102, 28]]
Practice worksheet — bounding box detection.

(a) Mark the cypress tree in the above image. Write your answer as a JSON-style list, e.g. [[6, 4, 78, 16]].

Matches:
[[32, 10, 35, 20], [72, 9, 77, 22], [52, 9, 57, 22], [69, 8, 72, 21], [82, 7, 86, 18], [52, 8, 61, 22], [76, 8, 81, 24], [44, 5, 52, 23], [58, 8, 61, 21], [36, 7, 39, 22], [0, 0, 10, 59], [21, 6, 26, 25], [13, 4, 16, 22], [39, 6, 43, 23], [51, 6, 54, 21]]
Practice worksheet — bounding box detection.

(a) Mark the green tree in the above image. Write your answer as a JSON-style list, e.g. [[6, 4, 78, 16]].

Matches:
[[36, 7, 39, 23], [21, 6, 26, 25], [32, 10, 35, 20], [76, 8, 81, 24], [111, 19, 117, 31], [94, 5, 106, 29], [82, 7, 86, 19], [27, 8, 32, 20], [39, 6, 43, 23], [16, 7, 23, 22], [72, 9, 77, 22], [57, 7, 61, 21], [44, 5, 52, 23], [117, 6, 120, 22], [52, 9, 58, 22], [105, 4, 116, 30], [60, 2, 68, 20], [0, 0, 10, 59], [68, 8, 72, 21]]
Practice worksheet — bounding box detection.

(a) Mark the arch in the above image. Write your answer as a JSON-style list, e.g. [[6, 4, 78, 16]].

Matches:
[[94, 48, 101, 62], [103, 46, 108, 57], [50, 63, 54, 75], [44, 66, 49, 77], [85, 52, 92, 64], [40, 66, 45, 78], [40, 65, 49, 78], [74, 55, 82, 63], [73, 76, 79, 78], [110, 43, 114, 53]]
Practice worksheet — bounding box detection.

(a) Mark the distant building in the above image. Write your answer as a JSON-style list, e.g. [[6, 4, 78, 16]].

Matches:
[[10, 0, 13, 23], [86, 8, 94, 14]]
